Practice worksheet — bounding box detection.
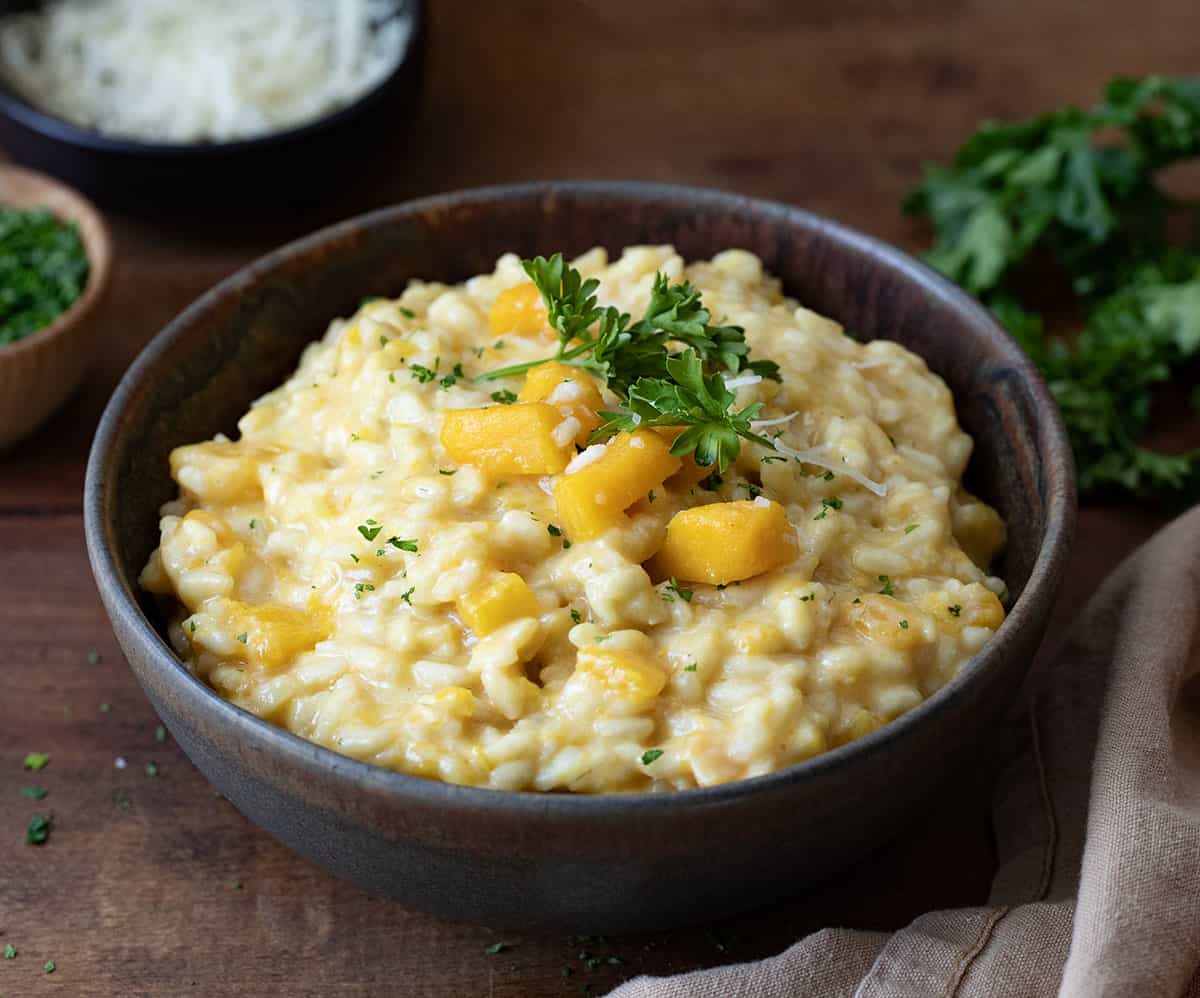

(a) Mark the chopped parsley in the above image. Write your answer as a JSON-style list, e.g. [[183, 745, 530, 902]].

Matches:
[[739, 481, 764, 499], [664, 578, 693, 603], [948, 604, 963, 617], [26, 813, 50, 845], [878, 575, 895, 596], [798, 593, 815, 602], [569, 608, 582, 623], [86, 650, 100, 665], [821, 470, 835, 481], [357, 520, 383, 542], [823, 496, 844, 510], [20, 785, 47, 800], [387, 537, 418, 552], [44, 960, 55, 974], [561, 538, 572, 549], [236, 632, 248, 644], [354, 583, 376, 599], [699, 472, 723, 491], [349, 552, 360, 563], [398, 307, 415, 318], [490, 389, 517, 404], [0, 206, 89, 346], [146, 762, 159, 777], [155, 724, 167, 743], [647, 490, 656, 503], [484, 942, 510, 955], [249, 519, 257, 530], [400, 588, 415, 605], [547, 524, 563, 537], [904, 524, 920, 534], [640, 749, 664, 765], [410, 363, 438, 383], [100, 702, 111, 713], [439, 363, 466, 390], [23, 752, 49, 771], [438, 468, 457, 476], [899, 619, 910, 629], [761, 455, 788, 464], [684, 662, 698, 672], [4, 944, 14, 959]]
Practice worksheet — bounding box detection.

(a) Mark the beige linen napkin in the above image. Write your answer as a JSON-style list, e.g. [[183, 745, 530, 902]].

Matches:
[[612, 506, 1200, 998]]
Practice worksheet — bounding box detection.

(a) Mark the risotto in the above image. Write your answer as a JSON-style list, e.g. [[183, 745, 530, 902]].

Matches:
[[140, 246, 1006, 792]]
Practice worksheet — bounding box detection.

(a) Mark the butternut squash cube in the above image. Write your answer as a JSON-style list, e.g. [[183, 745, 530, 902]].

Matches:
[[575, 645, 667, 710], [441, 403, 572, 476], [553, 430, 682, 540], [651, 499, 794, 585], [518, 361, 604, 445], [488, 282, 553, 339], [221, 599, 331, 670], [457, 572, 542, 635]]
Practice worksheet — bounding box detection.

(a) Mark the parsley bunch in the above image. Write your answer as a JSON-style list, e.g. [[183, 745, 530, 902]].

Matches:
[[905, 75, 1200, 502], [482, 254, 782, 470]]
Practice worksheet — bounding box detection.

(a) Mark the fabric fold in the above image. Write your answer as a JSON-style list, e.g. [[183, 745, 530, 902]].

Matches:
[[611, 506, 1200, 998]]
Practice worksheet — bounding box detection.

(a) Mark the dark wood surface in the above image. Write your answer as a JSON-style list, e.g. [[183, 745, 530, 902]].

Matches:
[[1, 2, 1196, 994]]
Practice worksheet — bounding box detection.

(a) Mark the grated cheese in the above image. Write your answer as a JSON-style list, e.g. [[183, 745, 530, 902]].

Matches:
[[0, 0, 413, 144]]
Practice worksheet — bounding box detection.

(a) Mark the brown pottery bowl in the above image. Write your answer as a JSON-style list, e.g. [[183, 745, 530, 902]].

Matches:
[[84, 182, 1075, 932]]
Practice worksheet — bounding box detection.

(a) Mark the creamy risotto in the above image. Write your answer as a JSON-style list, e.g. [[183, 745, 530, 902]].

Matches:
[[140, 246, 1006, 792]]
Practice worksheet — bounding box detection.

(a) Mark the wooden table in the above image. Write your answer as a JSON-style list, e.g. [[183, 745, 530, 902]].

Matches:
[[2, 2, 1196, 994]]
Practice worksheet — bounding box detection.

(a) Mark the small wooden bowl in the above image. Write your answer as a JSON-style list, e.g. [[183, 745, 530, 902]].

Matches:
[[0, 164, 111, 449]]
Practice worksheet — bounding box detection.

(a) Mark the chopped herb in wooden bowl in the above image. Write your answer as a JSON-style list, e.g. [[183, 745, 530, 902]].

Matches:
[[0, 205, 89, 346]]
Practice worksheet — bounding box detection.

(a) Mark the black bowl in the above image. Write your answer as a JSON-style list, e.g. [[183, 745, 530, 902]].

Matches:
[[0, 0, 426, 208], [84, 181, 1076, 931]]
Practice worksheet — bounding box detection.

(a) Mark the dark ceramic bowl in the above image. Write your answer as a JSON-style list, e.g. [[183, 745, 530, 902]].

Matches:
[[85, 181, 1075, 932], [0, 1, 425, 207]]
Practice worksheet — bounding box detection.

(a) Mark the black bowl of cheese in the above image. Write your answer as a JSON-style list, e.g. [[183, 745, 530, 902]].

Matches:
[[0, 0, 426, 208]]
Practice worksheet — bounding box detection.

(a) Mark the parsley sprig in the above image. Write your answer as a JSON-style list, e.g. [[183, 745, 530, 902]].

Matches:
[[482, 254, 782, 470], [906, 75, 1200, 502]]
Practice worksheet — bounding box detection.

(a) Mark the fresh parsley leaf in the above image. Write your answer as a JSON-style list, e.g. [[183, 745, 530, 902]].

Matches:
[[640, 749, 664, 765], [907, 75, 1200, 503], [357, 522, 382, 542], [410, 363, 437, 383], [387, 537, 418, 552], [23, 752, 49, 771], [26, 813, 50, 845]]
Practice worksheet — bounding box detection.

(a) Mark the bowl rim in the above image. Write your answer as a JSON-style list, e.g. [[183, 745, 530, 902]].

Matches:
[[85, 179, 1076, 817], [0, 0, 424, 158], [0, 163, 111, 358]]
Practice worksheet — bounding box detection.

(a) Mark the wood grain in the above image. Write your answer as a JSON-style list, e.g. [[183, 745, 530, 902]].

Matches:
[[0, 0, 1196, 993]]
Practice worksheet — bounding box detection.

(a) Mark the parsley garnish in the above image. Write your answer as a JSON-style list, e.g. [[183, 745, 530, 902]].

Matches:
[[86, 650, 100, 665], [44, 960, 55, 973], [400, 587, 415, 605], [410, 363, 438, 383], [899, 619, 910, 629], [484, 942, 510, 955], [145, 762, 159, 777], [23, 752, 49, 771], [948, 604, 963, 617], [699, 472, 723, 491], [647, 490, 656, 503], [4, 944, 15, 958], [798, 593, 815, 602], [26, 813, 50, 845], [664, 578, 693, 602], [357, 521, 382, 542], [155, 724, 167, 743], [906, 75, 1200, 503], [438, 468, 457, 475], [904, 524, 920, 534], [762, 455, 788, 464], [684, 662, 698, 671], [569, 608, 582, 623], [547, 524, 563, 537], [387, 537, 418, 552], [878, 575, 895, 596], [354, 583, 375, 599], [398, 307, 415, 318], [439, 363, 465, 390], [20, 785, 46, 799], [236, 632, 248, 644], [640, 749, 664, 765], [815, 496, 843, 520], [490, 389, 517, 404], [481, 255, 782, 471]]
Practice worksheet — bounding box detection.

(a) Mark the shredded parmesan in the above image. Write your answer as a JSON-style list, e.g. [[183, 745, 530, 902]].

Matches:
[[771, 441, 888, 497], [0, 0, 413, 144], [721, 373, 763, 390], [749, 412, 799, 430]]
